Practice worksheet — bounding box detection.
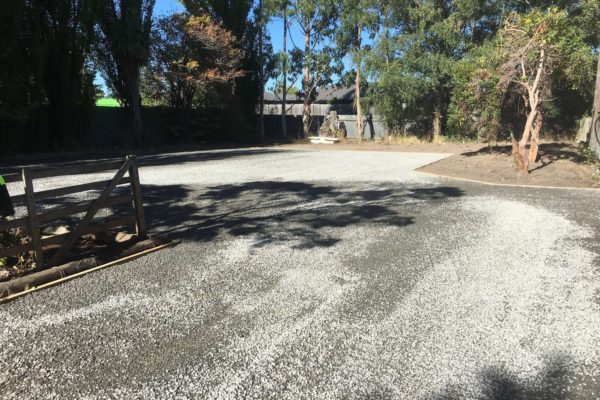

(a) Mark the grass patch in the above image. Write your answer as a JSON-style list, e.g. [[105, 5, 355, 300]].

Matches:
[[96, 98, 121, 107]]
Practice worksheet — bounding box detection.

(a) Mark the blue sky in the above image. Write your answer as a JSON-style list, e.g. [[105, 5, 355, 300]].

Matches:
[[154, 0, 185, 16]]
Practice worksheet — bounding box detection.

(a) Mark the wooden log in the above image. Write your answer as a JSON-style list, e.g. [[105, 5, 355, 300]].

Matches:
[[22, 168, 45, 268], [127, 155, 147, 238], [0, 237, 173, 300]]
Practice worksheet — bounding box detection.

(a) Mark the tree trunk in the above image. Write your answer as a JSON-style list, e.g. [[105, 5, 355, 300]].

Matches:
[[302, 19, 311, 138], [591, 50, 600, 154], [512, 107, 538, 174], [432, 95, 443, 141], [511, 48, 545, 174], [129, 77, 143, 147], [281, 4, 287, 139], [355, 25, 363, 142], [356, 65, 363, 142], [258, 0, 265, 140], [511, 136, 529, 174], [528, 111, 542, 163]]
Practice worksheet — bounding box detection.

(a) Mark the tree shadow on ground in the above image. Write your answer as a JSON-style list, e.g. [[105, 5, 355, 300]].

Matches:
[[358, 354, 577, 400], [140, 181, 465, 250], [431, 354, 575, 400], [460, 142, 583, 172], [27, 181, 464, 250]]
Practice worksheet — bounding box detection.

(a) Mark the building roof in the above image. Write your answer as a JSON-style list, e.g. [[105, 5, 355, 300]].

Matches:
[[264, 85, 356, 104]]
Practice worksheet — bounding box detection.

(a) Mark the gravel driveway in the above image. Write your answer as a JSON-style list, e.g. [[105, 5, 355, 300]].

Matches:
[[1, 147, 600, 399]]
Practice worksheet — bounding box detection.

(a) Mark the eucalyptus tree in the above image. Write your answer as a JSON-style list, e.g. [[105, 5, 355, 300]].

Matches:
[[265, 0, 292, 138], [496, 9, 593, 173], [336, 0, 380, 141], [289, 0, 341, 137], [95, 0, 156, 146], [258, 0, 265, 138]]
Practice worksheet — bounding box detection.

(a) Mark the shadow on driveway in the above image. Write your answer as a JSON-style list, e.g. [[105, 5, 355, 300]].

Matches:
[[141, 181, 465, 250], [360, 355, 576, 400], [432, 355, 575, 400]]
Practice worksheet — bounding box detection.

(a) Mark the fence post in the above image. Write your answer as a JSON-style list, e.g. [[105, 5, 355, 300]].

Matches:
[[22, 168, 45, 268], [127, 155, 146, 239]]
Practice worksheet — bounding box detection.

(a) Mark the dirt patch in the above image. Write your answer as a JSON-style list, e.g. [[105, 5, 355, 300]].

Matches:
[[419, 142, 600, 189], [283, 141, 481, 154], [282, 141, 600, 189]]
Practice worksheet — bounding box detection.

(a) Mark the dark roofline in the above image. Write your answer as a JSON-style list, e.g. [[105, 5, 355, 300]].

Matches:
[[264, 85, 356, 104]]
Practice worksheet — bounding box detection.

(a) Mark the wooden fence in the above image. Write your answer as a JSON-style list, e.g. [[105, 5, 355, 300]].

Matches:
[[0, 155, 146, 269]]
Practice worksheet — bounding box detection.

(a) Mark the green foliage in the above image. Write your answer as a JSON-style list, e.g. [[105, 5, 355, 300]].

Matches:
[[142, 12, 245, 140], [368, 1, 596, 141], [2, 0, 598, 151], [447, 42, 502, 140], [181, 0, 273, 140], [368, 0, 500, 137], [498, 8, 593, 135], [289, 0, 343, 95]]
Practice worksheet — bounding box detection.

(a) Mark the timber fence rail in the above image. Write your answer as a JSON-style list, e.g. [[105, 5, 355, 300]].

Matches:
[[0, 155, 146, 269]]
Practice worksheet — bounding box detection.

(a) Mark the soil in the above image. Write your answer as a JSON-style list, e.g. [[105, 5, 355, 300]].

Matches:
[[283, 140, 600, 189]]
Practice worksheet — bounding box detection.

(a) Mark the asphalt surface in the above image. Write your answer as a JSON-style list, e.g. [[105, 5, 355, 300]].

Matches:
[[1, 147, 600, 399]]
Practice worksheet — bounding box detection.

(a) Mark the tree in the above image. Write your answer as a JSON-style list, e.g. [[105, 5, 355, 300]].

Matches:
[[370, 0, 503, 140], [0, 0, 44, 152], [289, 0, 340, 137], [43, 0, 96, 148], [266, 0, 292, 139], [143, 13, 244, 135], [575, 0, 600, 152], [181, 0, 269, 139], [336, 0, 379, 141], [258, 0, 265, 139], [1, 0, 96, 152], [95, 0, 156, 146], [495, 8, 593, 173], [447, 42, 503, 142]]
